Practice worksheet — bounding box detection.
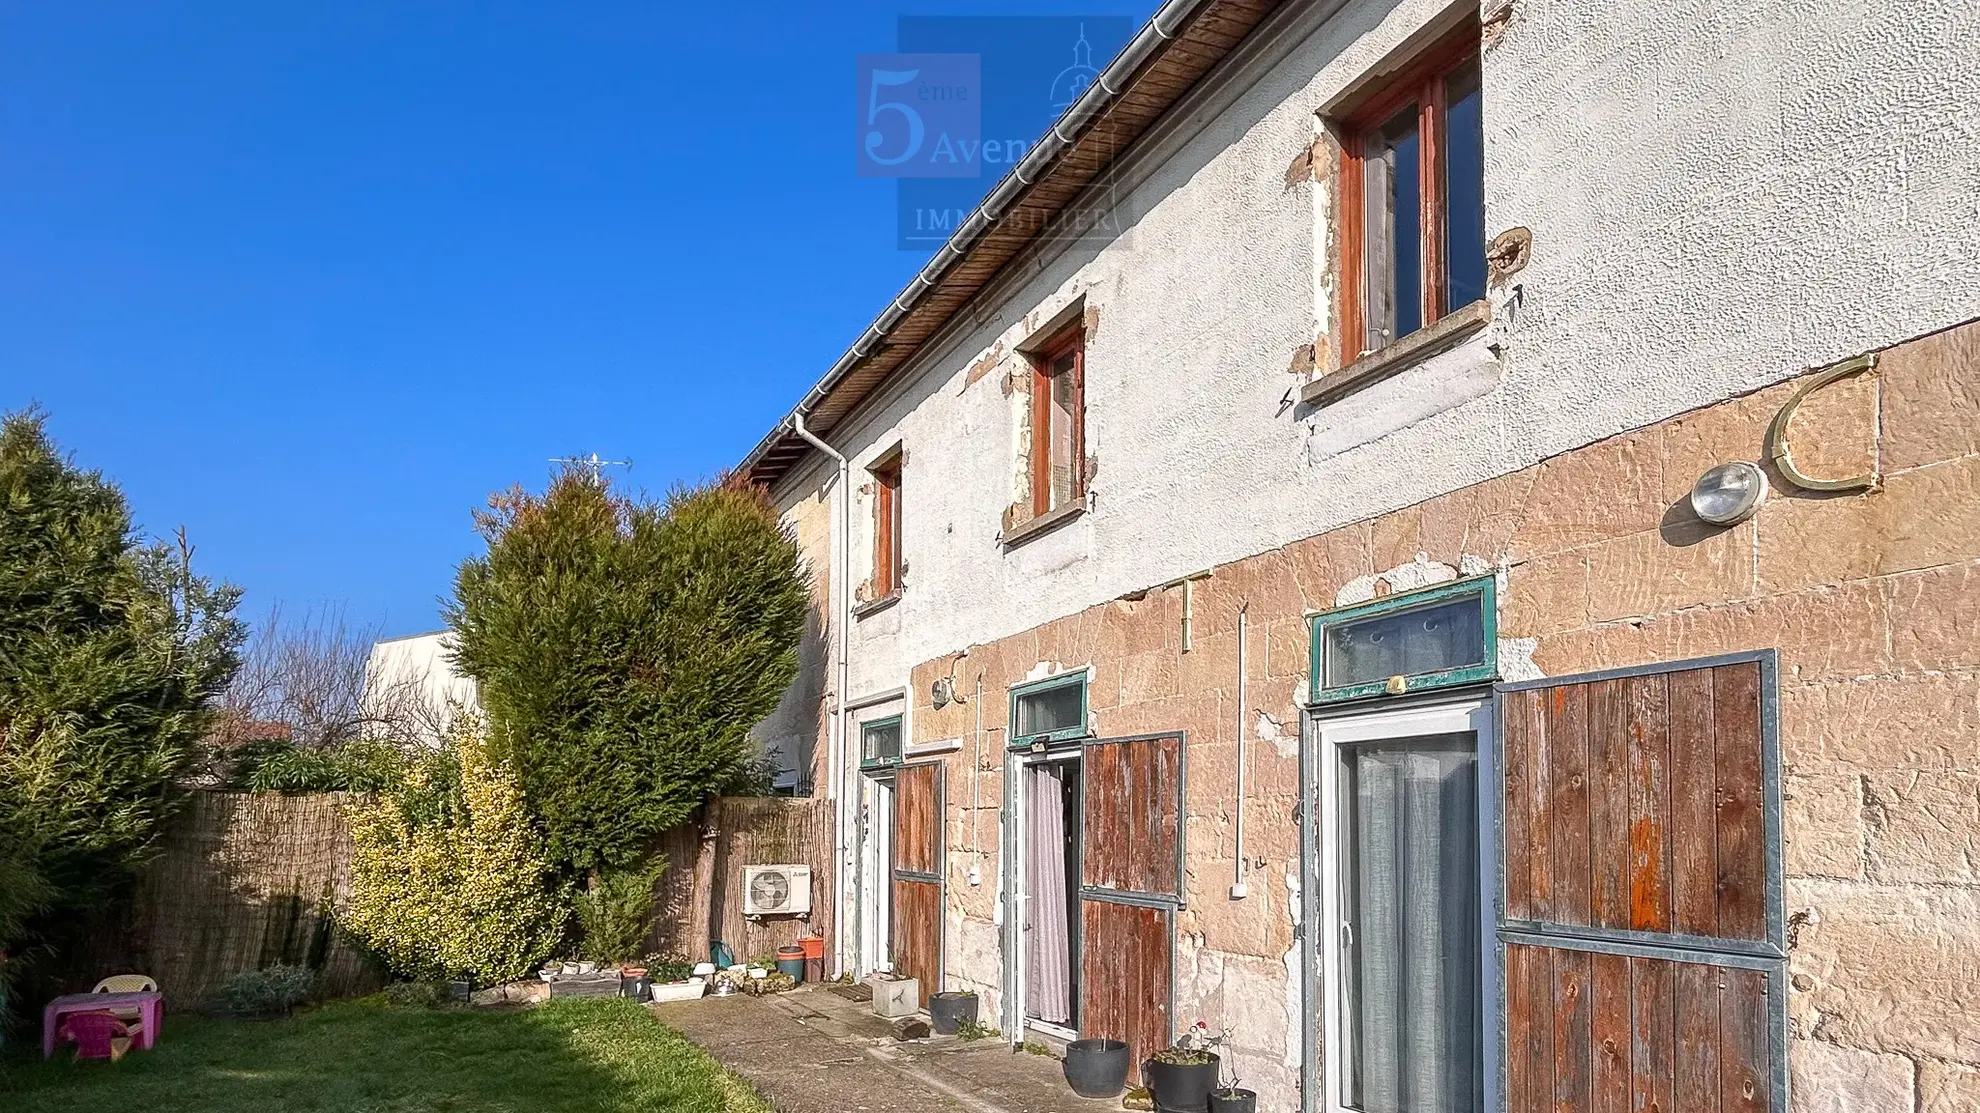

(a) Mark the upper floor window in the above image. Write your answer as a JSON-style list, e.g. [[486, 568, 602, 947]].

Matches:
[[1030, 324, 1085, 518], [870, 449, 903, 598], [1337, 27, 1485, 364]]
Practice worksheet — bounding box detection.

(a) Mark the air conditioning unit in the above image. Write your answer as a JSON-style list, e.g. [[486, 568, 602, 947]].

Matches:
[[742, 864, 812, 917]]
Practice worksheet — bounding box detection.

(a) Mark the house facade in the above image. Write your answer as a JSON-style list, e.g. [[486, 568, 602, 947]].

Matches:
[[743, 1, 1980, 1110]]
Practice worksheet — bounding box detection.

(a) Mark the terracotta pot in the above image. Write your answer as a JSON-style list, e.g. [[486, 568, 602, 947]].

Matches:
[[798, 934, 826, 960]]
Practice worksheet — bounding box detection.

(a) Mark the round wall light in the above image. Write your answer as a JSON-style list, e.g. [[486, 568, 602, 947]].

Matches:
[[1690, 461, 1769, 525]]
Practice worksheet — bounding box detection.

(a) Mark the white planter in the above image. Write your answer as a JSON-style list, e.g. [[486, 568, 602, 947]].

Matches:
[[649, 979, 708, 1004], [872, 976, 919, 1018]]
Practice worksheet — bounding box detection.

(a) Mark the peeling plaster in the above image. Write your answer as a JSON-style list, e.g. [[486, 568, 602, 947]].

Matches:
[[1336, 554, 1461, 606]]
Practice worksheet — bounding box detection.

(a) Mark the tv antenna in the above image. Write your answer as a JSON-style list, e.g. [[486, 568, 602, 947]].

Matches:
[[551, 453, 632, 483]]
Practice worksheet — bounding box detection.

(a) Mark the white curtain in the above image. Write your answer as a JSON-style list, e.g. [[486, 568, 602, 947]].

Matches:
[[1346, 740, 1481, 1113], [1026, 762, 1073, 1025]]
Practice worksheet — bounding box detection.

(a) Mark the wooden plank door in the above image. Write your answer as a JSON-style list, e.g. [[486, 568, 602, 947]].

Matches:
[[1078, 732, 1185, 1084], [1497, 651, 1785, 1113], [891, 761, 944, 1007]]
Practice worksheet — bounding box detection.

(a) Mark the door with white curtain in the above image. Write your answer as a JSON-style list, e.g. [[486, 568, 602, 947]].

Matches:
[[1316, 698, 1497, 1113]]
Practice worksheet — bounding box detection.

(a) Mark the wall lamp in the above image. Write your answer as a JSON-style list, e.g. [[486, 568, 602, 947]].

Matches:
[[1690, 461, 1769, 526]]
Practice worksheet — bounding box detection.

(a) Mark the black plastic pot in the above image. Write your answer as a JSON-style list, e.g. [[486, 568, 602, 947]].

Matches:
[[620, 975, 651, 1001], [1063, 1038, 1131, 1098], [927, 991, 979, 1034], [1207, 1088, 1257, 1113], [1146, 1053, 1221, 1113], [448, 979, 474, 1002]]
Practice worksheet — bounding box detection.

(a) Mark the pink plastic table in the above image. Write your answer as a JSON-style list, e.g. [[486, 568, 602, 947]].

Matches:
[[42, 992, 163, 1058]]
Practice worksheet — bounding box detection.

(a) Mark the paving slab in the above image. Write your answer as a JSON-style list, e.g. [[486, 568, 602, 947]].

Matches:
[[654, 986, 1126, 1113]]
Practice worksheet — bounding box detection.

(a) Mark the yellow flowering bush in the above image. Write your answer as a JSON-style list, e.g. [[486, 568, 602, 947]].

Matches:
[[342, 720, 566, 984]]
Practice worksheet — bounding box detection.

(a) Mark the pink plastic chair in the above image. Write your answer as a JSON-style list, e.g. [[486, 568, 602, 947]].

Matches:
[[57, 1011, 131, 1062]]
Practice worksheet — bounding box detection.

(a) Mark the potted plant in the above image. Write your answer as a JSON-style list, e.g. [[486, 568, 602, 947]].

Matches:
[[1147, 1022, 1227, 1113], [1063, 1038, 1131, 1098], [1208, 1065, 1256, 1113], [1147, 1047, 1220, 1113], [928, 990, 979, 1035]]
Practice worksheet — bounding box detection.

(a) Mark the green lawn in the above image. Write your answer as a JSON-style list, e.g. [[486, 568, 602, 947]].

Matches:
[[0, 997, 770, 1113]]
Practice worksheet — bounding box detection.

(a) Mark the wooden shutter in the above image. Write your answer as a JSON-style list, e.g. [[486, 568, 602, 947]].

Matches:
[[892, 761, 944, 1007], [1078, 732, 1185, 1083], [1497, 652, 1785, 1113]]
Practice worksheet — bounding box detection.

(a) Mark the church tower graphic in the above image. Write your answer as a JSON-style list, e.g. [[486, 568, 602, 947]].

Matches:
[[1050, 25, 1101, 111]]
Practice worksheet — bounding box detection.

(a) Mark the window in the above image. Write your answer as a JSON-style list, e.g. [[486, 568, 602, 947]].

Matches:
[[870, 450, 903, 598], [1029, 324, 1085, 518], [1008, 673, 1088, 751], [1310, 577, 1496, 703], [860, 715, 903, 770], [1338, 27, 1485, 365]]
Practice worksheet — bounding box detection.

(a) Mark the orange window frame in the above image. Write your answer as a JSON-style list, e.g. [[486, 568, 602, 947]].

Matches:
[[1337, 26, 1480, 367], [1029, 324, 1086, 517], [871, 453, 902, 596]]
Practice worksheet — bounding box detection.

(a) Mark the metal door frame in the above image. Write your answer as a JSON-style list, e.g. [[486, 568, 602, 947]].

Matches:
[[1010, 742, 1085, 1042]]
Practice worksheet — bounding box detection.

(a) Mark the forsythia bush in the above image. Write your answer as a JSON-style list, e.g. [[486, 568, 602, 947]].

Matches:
[[342, 720, 566, 984]]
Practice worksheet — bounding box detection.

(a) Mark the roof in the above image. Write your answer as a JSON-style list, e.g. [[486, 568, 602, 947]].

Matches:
[[739, 0, 1285, 489]]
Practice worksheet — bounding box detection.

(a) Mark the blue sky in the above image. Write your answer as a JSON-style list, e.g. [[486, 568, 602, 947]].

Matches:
[[0, 0, 1153, 637]]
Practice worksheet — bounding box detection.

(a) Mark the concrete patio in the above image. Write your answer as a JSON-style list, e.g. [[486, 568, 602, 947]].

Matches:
[[652, 985, 1130, 1113]]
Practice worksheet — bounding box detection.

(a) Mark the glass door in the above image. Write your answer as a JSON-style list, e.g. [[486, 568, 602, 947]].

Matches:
[[1316, 698, 1496, 1113]]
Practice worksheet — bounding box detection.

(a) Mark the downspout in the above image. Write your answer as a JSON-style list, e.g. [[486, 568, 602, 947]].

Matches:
[[790, 413, 853, 974], [970, 672, 984, 885], [1231, 603, 1249, 900]]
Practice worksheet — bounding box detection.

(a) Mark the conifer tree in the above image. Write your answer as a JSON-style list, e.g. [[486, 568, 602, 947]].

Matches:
[[447, 470, 807, 874], [0, 410, 244, 904]]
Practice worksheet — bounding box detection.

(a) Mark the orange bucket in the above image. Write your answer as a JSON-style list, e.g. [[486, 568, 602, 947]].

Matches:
[[798, 934, 825, 960]]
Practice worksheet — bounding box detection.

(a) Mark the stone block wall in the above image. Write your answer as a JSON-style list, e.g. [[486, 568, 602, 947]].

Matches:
[[893, 316, 1980, 1112]]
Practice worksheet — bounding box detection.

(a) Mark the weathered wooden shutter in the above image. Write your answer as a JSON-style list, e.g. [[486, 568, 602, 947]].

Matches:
[[892, 761, 944, 1007], [1079, 732, 1185, 1083], [1497, 651, 1784, 1113]]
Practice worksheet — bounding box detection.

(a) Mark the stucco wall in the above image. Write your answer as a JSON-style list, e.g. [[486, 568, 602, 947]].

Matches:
[[756, 0, 1980, 1103], [752, 482, 834, 791], [771, 0, 1980, 711], [894, 318, 1980, 1112]]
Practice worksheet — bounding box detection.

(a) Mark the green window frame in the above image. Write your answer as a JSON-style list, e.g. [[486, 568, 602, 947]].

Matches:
[[1308, 575, 1498, 704], [1007, 672, 1090, 751], [859, 714, 904, 771]]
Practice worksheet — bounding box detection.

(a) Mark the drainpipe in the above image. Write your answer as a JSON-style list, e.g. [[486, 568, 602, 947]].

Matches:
[[790, 413, 853, 974], [969, 672, 984, 886], [1231, 604, 1249, 901]]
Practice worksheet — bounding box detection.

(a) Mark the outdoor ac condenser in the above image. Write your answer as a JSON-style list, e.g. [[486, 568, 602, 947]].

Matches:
[[741, 864, 812, 917]]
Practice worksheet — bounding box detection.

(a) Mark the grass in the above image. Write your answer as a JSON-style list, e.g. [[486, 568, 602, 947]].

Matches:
[[0, 997, 769, 1113]]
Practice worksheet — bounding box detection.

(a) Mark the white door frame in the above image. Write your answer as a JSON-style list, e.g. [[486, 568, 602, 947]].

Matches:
[[1312, 695, 1499, 1113], [858, 771, 895, 976], [1006, 745, 1083, 1042]]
